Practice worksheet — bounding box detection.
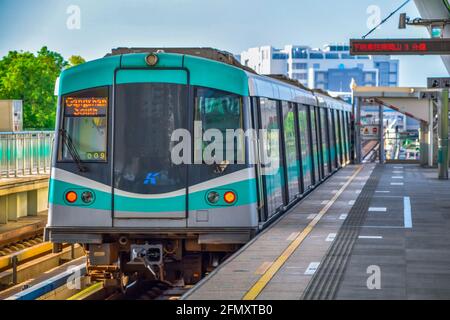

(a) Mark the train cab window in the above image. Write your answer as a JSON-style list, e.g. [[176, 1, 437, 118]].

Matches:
[[194, 87, 244, 164], [59, 87, 108, 162]]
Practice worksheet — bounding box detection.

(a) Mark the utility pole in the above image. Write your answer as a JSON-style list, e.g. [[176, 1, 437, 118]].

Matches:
[[379, 104, 385, 164]]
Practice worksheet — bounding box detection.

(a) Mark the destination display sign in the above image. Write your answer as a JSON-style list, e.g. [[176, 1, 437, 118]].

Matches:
[[350, 39, 450, 55], [64, 97, 108, 116]]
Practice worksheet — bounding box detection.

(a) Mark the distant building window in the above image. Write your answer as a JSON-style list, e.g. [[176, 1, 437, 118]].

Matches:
[[364, 72, 375, 82], [316, 72, 326, 82], [357, 64, 364, 69], [341, 54, 354, 59], [313, 63, 320, 69], [294, 73, 308, 80], [325, 53, 339, 59], [309, 53, 324, 59], [272, 53, 288, 60], [357, 56, 370, 60], [390, 63, 398, 72], [292, 63, 308, 69], [389, 73, 397, 83], [291, 48, 308, 59]]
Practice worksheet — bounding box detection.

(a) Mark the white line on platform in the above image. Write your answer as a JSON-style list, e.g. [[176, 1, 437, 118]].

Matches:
[[286, 232, 300, 241], [390, 182, 404, 186], [404, 196, 412, 228], [392, 176, 404, 179], [326, 233, 336, 242], [368, 207, 387, 212], [393, 166, 404, 169], [321, 200, 329, 205], [339, 214, 348, 220], [355, 189, 361, 194], [392, 171, 403, 174], [348, 200, 355, 205], [307, 214, 317, 220], [305, 262, 320, 275], [358, 235, 383, 239], [375, 190, 390, 193]]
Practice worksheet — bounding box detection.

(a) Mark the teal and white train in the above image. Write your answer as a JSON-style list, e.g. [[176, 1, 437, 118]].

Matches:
[[45, 48, 352, 285]]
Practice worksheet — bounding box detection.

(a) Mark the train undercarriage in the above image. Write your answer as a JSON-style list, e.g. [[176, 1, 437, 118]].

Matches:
[[81, 233, 245, 288]]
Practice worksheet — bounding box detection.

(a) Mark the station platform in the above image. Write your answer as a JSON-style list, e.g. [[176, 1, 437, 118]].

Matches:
[[183, 163, 450, 300], [0, 175, 49, 225]]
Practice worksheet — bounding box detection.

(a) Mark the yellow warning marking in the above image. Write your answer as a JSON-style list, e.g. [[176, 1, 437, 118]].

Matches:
[[67, 282, 103, 300], [242, 166, 363, 300]]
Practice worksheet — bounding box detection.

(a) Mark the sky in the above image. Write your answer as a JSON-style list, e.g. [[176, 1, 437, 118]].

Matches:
[[0, 0, 447, 86]]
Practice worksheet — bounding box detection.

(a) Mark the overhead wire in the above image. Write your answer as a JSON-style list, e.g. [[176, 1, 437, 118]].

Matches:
[[362, 0, 411, 39]]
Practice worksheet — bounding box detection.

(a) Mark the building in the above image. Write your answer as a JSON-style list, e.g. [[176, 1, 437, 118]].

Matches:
[[240, 44, 416, 129], [240, 44, 399, 92]]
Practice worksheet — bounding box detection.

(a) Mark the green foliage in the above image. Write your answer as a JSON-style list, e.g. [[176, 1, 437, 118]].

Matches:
[[68, 55, 86, 68], [0, 47, 69, 130]]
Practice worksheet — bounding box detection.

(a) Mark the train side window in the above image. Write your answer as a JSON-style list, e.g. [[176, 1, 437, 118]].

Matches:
[[194, 87, 244, 164]]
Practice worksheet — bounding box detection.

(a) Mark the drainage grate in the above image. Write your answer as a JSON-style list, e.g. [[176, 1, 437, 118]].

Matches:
[[302, 165, 382, 300]]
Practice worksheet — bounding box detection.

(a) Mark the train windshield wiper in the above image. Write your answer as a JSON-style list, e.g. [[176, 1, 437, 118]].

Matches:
[[59, 129, 87, 172]]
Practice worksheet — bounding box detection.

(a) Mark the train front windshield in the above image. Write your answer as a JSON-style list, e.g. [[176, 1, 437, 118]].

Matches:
[[60, 87, 108, 162]]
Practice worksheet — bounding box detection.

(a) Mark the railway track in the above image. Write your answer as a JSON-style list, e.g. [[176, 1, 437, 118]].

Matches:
[[361, 140, 379, 162], [0, 235, 44, 257], [67, 280, 191, 301]]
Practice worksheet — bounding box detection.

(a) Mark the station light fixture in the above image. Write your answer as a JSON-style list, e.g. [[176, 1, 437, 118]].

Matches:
[[65, 191, 78, 203]]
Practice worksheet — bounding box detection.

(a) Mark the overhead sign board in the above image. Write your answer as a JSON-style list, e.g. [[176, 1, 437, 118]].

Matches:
[[427, 77, 450, 89], [350, 38, 450, 55], [64, 97, 108, 117], [361, 125, 380, 140]]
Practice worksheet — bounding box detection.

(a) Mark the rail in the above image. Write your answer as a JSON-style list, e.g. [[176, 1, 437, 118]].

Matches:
[[0, 131, 54, 178]]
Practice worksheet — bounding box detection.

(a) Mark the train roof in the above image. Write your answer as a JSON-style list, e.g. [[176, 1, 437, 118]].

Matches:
[[60, 48, 352, 112]]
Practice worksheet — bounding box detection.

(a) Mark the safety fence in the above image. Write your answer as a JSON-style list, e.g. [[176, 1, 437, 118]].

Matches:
[[0, 131, 54, 178]]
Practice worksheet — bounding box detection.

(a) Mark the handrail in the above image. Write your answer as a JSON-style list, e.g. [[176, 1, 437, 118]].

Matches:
[[0, 131, 55, 178]]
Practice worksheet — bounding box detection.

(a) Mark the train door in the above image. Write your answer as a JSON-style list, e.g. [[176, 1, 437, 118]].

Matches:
[[319, 107, 330, 176], [298, 104, 313, 190], [259, 98, 285, 219], [112, 69, 189, 222], [281, 101, 301, 202], [310, 106, 322, 182], [335, 110, 343, 166], [328, 109, 337, 172]]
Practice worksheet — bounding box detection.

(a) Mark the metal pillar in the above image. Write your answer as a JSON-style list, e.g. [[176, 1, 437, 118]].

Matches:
[[420, 121, 429, 167], [379, 104, 385, 164], [354, 97, 362, 164], [438, 89, 449, 180], [428, 99, 434, 167]]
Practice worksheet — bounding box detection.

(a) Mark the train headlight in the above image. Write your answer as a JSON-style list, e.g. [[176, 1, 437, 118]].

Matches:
[[207, 191, 220, 204], [145, 53, 159, 66], [81, 191, 93, 204], [224, 191, 237, 204], [65, 191, 77, 203]]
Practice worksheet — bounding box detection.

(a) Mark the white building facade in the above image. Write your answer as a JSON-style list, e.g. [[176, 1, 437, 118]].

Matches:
[[240, 44, 399, 92]]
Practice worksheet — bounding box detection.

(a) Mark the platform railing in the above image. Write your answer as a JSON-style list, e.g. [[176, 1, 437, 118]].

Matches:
[[0, 131, 55, 178]]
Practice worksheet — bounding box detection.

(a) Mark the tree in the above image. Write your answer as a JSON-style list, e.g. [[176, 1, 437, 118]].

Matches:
[[0, 47, 68, 129], [68, 55, 86, 68]]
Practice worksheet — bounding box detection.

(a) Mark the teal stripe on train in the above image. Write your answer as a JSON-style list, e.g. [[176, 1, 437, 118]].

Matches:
[[49, 178, 258, 212]]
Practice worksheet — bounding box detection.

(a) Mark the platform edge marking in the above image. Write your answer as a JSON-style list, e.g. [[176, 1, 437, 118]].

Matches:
[[242, 166, 363, 300]]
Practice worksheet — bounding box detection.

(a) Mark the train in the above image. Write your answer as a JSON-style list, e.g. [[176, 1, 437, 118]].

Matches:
[[45, 48, 353, 287]]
